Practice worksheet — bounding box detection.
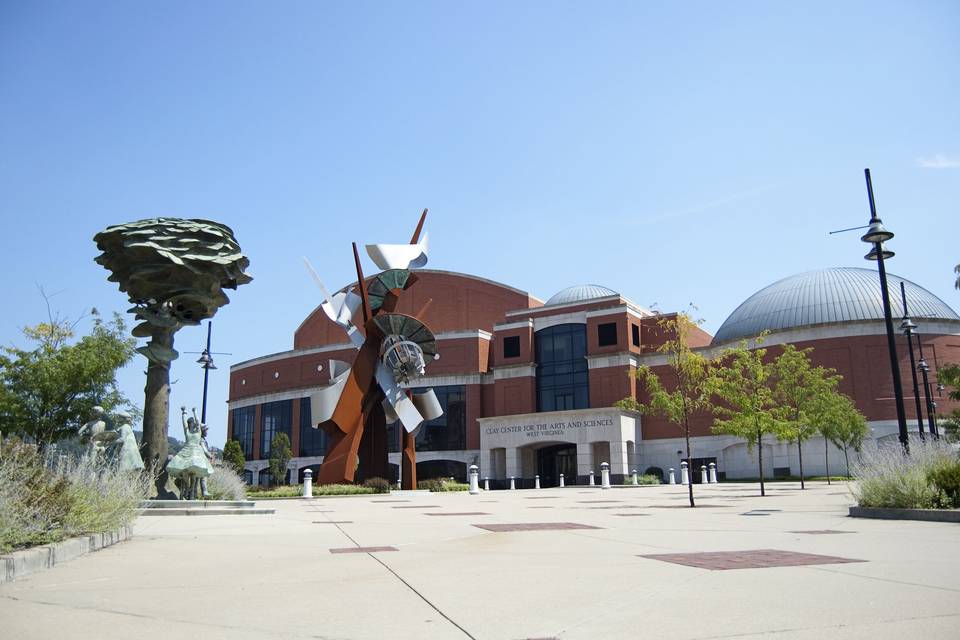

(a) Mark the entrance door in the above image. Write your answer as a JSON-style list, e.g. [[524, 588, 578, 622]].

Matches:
[[690, 457, 717, 484], [537, 444, 578, 487]]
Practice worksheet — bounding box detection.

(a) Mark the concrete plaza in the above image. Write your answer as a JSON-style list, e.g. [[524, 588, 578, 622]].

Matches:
[[1, 482, 957, 640]]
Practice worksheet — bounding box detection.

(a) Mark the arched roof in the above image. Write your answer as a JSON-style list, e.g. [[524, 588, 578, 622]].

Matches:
[[545, 284, 619, 306], [712, 267, 960, 345]]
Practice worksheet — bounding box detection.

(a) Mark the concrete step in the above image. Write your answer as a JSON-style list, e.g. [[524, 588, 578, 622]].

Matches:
[[140, 500, 256, 509], [140, 507, 275, 516]]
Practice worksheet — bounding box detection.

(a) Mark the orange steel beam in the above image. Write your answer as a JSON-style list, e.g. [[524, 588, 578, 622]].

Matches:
[[352, 242, 371, 323], [410, 208, 428, 244]]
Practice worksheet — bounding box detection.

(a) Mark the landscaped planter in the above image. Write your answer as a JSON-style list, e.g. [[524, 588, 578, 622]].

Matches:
[[0, 524, 134, 584], [849, 506, 960, 523]]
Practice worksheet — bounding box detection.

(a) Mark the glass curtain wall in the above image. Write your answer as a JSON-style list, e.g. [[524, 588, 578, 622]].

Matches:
[[387, 385, 466, 452], [535, 324, 589, 411], [298, 397, 327, 457], [230, 406, 256, 459], [260, 399, 292, 459]]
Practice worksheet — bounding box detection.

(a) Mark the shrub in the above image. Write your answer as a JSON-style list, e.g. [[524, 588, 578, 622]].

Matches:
[[643, 467, 664, 482], [362, 477, 391, 494], [851, 440, 955, 509], [417, 479, 442, 492], [0, 437, 150, 553], [435, 479, 469, 492], [637, 474, 661, 485], [206, 465, 247, 500], [927, 457, 960, 508]]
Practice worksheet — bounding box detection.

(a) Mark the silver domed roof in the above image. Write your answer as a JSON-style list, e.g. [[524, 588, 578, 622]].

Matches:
[[712, 267, 960, 345], [545, 284, 619, 306]]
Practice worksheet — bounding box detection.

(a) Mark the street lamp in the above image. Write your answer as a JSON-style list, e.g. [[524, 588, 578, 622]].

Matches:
[[916, 354, 939, 439], [898, 282, 925, 439], [196, 322, 218, 425], [860, 168, 910, 451]]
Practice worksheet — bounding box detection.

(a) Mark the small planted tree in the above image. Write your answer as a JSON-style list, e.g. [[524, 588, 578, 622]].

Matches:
[[0, 311, 137, 450], [771, 344, 842, 489], [820, 393, 869, 477], [268, 433, 292, 487], [617, 312, 719, 507], [711, 340, 780, 497], [222, 439, 246, 476]]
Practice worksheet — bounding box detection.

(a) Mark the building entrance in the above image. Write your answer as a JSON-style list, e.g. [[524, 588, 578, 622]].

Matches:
[[537, 444, 578, 487]]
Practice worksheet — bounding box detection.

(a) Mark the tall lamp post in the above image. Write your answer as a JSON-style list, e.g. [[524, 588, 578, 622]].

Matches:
[[898, 282, 925, 439], [916, 345, 939, 439], [860, 168, 909, 451], [196, 322, 217, 425]]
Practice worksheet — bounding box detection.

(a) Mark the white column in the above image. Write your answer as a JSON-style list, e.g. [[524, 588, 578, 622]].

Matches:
[[505, 447, 523, 483], [680, 461, 689, 485], [608, 441, 630, 479], [632, 469, 639, 485], [601, 462, 611, 489], [469, 465, 480, 495], [484, 477, 490, 491], [589, 470, 595, 486], [668, 468, 676, 484], [534, 475, 541, 489], [700, 465, 708, 484], [576, 442, 593, 483], [708, 462, 718, 484], [559, 473, 565, 488], [509, 476, 516, 490]]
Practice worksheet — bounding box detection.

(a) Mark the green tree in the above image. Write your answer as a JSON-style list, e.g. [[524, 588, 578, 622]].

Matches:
[[936, 363, 960, 442], [817, 393, 869, 477], [0, 311, 137, 450], [617, 312, 719, 507], [711, 340, 780, 497], [223, 439, 246, 476], [268, 433, 292, 486], [771, 344, 842, 489]]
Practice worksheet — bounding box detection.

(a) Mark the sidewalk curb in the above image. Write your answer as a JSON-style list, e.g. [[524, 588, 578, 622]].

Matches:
[[849, 506, 960, 523], [0, 524, 134, 584]]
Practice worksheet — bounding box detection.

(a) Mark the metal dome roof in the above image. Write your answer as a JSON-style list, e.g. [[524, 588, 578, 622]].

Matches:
[[545, 284, 619, 306], [712, 267, 960, 345]]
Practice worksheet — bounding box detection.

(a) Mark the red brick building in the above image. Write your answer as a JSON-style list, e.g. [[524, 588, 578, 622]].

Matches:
[[228, 267, 960, 485]]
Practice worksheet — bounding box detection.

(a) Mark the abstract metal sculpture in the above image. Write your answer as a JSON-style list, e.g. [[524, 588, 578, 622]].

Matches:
[[93, 218, 252, 486], [305, 210, 442, 488]]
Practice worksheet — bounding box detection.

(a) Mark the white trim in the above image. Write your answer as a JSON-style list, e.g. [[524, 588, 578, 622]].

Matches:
[[533, 311, 587, 331], [494, 319, 534, 331], [232, 343, 354, 372], [399, 373, 485, 388], [436, 329, 493, 341], [229, 388, 316, 410], [587, 353, 639, 369], [586, 304, 652, 321], [505, 294, 622, 317], [477, 405, 639, 425], [492, 364, 537, 380]]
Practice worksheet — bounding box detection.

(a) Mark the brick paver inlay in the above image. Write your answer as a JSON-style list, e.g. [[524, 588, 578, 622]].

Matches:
[[789, 530, 854, 535], [425, 512, 491, 516], [640, 549, 865, 570], [473, 522, 602, 532], [329, 546, 398, 554]]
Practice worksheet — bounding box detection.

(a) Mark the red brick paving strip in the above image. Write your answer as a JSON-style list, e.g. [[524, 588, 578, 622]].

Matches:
[[330, 546, 398, 554], [312, 521, 353, 524], [789, 530, 854, 535], [425, 512, 490, 516], [473, 522, 602, 532], [640, 549, 865, 570], [392, 505, 442, 509]]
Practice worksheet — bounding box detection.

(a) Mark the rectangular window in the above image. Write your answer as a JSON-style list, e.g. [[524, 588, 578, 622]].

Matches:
[[298, 397, 326, 457], [230, 406, 256, 459], [598, 322, 618, 347], [631, 323, 640, 347], [260, 400, 292, 459], [503, 335, 520, 358], [385, 385, 466, 453]]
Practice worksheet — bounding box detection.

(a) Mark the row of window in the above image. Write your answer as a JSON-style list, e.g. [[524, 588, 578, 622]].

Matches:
[[230, 385, 466, 460], [503, 320, 642, 359]]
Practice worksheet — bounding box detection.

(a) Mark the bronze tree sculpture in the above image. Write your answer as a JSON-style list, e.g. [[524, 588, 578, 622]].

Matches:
[[94, 218, 251, 489]]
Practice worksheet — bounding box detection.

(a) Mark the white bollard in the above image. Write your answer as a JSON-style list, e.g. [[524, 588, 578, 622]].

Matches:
[[601, 462, 611, 489], [589, 470, 595, 486], [484, 477, 490, 491], [302, 469, 313, 498], [535, 475, 541, 489], [559, 473, 565, 488], [469, 465, 480, 495], [509, 476, 516, 490], [708, 462, 718, 484], [668, 468, 676, 484], [680, 461, 689, 485], [632, 469, 639, 485], [700, 465, 708, 484]]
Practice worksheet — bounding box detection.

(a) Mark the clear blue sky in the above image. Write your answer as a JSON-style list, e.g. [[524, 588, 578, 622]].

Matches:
[[1, 1, 957, 448]]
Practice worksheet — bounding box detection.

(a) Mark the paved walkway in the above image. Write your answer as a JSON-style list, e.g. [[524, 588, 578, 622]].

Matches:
[[1, 482, 958, 639]]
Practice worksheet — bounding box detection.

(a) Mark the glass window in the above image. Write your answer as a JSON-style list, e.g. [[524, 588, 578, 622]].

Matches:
[[386, 385, 466, 452], [231, 406, 256, 459], [503, 335, 520, 358], [631, 323, 640, 347], [598, 322, 618, 347], [260, 400, 292, 459], [536, 324, 589, 412], [299, 397, 326, 457]]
